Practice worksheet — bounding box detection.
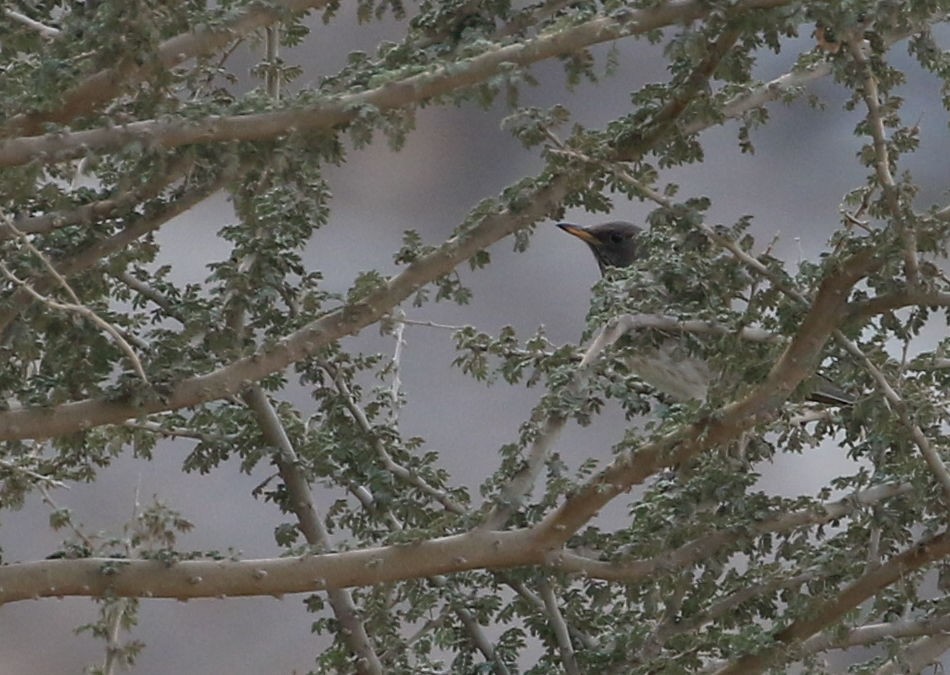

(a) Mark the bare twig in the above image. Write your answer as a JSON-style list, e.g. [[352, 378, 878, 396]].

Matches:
[[397, 317, 468, 331]]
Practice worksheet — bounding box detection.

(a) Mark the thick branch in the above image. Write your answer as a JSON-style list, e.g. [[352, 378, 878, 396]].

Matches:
[[0, 483, 913, 603], [846, 288, 950, 321], [0, 529, 539, 603]]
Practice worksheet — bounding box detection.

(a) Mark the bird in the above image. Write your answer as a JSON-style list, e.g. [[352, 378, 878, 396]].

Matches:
[[557, 220, 853, 406]]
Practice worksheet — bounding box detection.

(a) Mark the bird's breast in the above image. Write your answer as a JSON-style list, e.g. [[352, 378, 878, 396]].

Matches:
[[625, 341, 712, 402]]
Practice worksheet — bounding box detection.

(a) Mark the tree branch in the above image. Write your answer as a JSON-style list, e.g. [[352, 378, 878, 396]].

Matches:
[[0, 528, 540, 603], [846, 288, 950, 321], [0, 0, 331, 138], [872, 634, 950, 675], [799, 615, 950, 655], [242, 386, 383, 675], [538, 577, 580, 675], [6, 154, 195, 240], [0, 483, 914, 604], [848, 37, 919, 286], [0, 0, 795, 168], [833, 331, 950, 505], [323, 362, 468, 515], [0, 166, 237, 338], [710, 529, 950, 675], [549, 482, 912, 582], [3, 9, 61, 38]]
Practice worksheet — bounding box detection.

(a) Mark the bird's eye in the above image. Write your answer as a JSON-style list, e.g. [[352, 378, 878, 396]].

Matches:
[[609, 233, 625, 243]]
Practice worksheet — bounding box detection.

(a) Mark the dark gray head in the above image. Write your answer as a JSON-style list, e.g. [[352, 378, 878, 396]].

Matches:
[[557, 221, 643, 275]]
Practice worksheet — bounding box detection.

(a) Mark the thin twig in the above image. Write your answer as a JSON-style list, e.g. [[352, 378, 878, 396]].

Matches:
[[7, 155, 196, 240], [324, 362, 468, 515], [4, 456, 67, 490], [398, 317, 468, 331], [872, 634, 950, 675], [833, 331, 950, 506], [0, 256, 149, 384], [111, 271, 188, 325], [121, 420, 235, 444], [0, 166, 238, 338], [710, 530, 950, 675], [387, 309, 407, 428], [550, 482, 912, 582]]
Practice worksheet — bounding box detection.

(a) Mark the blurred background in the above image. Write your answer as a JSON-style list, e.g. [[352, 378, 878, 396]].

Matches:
[[2, 6, 948, 673]]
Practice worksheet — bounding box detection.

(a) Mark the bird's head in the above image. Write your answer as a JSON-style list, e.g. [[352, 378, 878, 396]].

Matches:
[[556, 221, 643, 275]]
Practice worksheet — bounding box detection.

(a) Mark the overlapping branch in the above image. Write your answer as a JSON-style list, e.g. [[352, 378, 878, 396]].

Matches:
[[0, 11, 901, 442], [0, 167, 239, 338], [0, 0, 794, 169]]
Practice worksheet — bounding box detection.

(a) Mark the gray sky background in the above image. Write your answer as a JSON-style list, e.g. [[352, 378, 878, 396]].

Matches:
[[3, 8, 948, 674]]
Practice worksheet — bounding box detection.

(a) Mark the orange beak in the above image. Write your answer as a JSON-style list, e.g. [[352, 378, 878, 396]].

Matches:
[[556, 223, 601, 247]]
